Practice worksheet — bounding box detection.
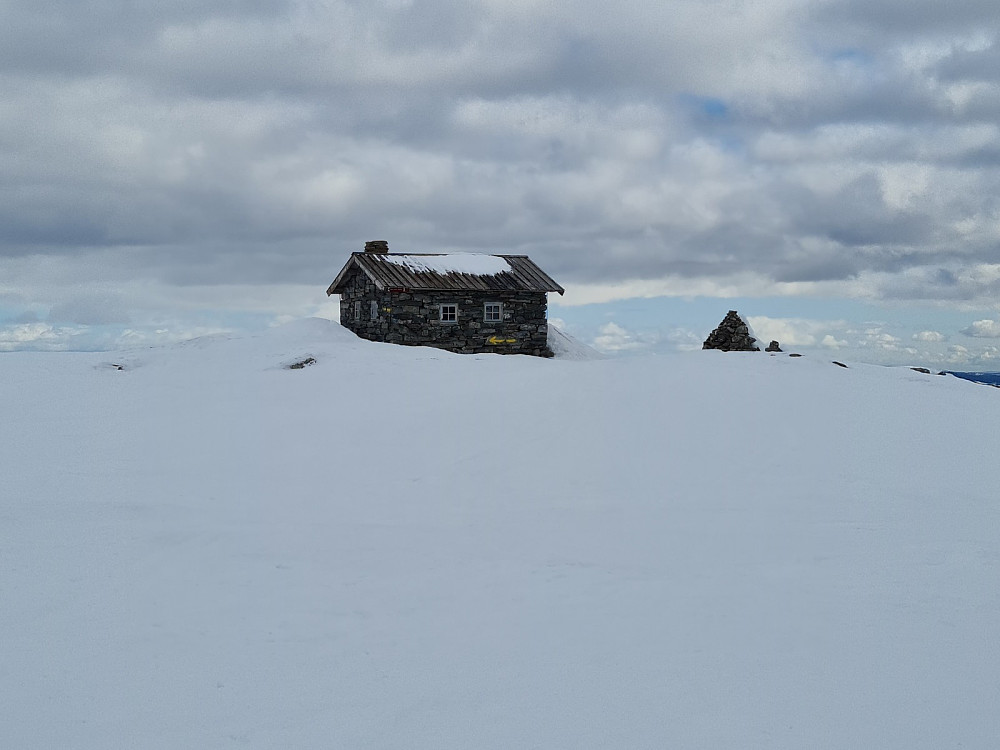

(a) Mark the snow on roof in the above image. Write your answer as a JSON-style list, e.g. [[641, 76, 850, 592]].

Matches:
[[381, 253, 511, 277]]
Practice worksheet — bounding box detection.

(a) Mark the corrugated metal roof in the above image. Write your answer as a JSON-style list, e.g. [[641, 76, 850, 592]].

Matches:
[[327, 253, 564, 295]]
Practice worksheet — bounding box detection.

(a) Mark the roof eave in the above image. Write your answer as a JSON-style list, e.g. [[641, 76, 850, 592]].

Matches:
[[326, 254, 385, 296]]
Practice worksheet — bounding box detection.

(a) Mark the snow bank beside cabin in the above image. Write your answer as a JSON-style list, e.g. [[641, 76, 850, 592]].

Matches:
[[547, 323, 605, 360]]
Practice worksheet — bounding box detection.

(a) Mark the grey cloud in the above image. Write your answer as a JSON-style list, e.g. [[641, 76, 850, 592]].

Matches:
[[785, 175, 935, 248], [384, 0, 486, 53], [937, 42, 1000, 83], [741, 71, 1000, 132], [8, 310, 42, 324], [813, 0, 997, 37], [1, 0, 292, 79], [49, 294, 131, 325], [772, 255, 860, 283], [0, 209, 110, 249], [877, 265, 1000, 303]]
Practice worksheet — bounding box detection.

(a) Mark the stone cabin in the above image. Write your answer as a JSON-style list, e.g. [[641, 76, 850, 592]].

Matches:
[[326, 240, 565, 357]]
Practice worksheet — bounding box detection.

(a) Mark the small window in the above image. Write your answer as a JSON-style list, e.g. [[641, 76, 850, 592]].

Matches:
[[439, 304, 458, 323], [353, 301, 361, 320], [370, 301, 379, 320], [484, 302, 502, 322]]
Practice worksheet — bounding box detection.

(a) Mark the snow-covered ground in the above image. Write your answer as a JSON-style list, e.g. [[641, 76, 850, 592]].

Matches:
[[3, 318, 998, 749]]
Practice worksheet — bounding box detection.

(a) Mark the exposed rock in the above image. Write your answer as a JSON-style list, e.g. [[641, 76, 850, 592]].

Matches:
[[832, 361, 848, 368], [788, 353, 803, 358], [703, 310, 760, 352], [765, 340, 782, 352], [287, 357, 316, 370], [910, 367, 931, 374], [94, 361, 134, 372]]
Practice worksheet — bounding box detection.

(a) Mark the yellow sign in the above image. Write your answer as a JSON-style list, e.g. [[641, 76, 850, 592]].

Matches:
[[487, 336, 517, 345]]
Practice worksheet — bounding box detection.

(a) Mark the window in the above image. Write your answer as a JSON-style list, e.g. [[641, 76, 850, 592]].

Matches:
[[353, 301, 361, 320], [439, 304, 458, 323], [484, 302, 502, 322], [370, 301, 379, 320]]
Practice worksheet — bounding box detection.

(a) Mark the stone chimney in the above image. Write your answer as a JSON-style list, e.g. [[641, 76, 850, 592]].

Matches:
[[364, 240, 389, 254]]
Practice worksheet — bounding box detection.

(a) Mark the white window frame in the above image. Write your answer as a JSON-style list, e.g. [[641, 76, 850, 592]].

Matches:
[[439, 303, 458, 324], [353, 300, 361, 320], [484, 302, 502, 322], [370, 301, 379, 320]]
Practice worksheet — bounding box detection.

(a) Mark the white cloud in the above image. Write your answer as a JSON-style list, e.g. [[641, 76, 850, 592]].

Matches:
[[977, 345, 1000, 362], [591, 322, 655, 354], [554, 274, 883, 308], [961, 319, 1000, 337], [947, 344, 971, 364], [747, 316, 816, 347], [746, 316, 852, 349], [860, 329, 902, 350], [665, 328, 703, 352], [0, 322, 88, 352], [913, 330, 946, 342], [821, 334, 848, 349], [114, 325, 233, 348]]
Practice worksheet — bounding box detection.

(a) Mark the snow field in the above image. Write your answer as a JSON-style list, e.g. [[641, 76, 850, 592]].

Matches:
[[2, 318, 998, 748]]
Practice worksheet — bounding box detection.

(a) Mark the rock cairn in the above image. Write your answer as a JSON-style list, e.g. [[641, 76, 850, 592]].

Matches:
[[765, 340, 782, 352], [703, 310, 760, 352]]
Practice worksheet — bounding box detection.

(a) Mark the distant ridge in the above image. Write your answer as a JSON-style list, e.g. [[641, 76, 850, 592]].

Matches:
[[944, 371, 1000, 386]]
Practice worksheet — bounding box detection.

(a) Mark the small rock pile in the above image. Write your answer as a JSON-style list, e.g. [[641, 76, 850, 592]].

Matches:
[[703, 310, 761, 352]]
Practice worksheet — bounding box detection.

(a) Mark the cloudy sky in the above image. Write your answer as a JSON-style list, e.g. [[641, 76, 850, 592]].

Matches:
[[2, 0, 999, 366]]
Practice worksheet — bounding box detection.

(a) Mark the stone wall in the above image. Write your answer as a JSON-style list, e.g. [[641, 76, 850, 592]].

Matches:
[[338, 269, 553, 356]]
